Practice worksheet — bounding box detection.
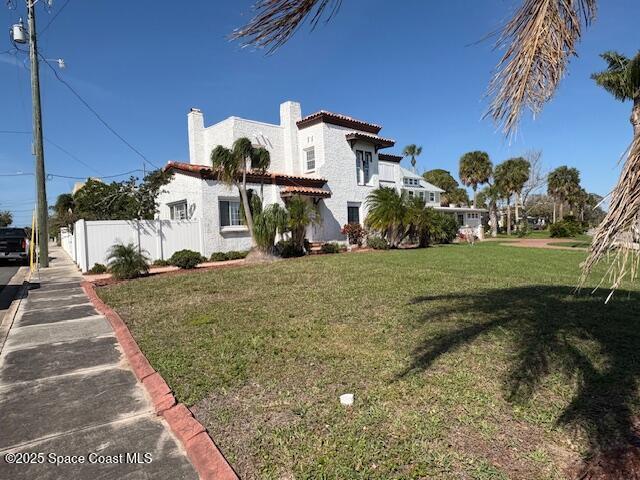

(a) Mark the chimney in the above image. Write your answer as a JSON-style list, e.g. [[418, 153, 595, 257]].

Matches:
[[280, 101, 302, 173], [187, 108, 204, 165]]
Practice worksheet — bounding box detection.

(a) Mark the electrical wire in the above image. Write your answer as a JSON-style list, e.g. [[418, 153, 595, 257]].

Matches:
[[39, 0, 72, 36], [37, 52, 159, 170], [0, 170, 144, 180]]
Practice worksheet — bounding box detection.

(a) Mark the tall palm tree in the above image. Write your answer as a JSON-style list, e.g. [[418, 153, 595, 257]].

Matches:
[[211, 138, 270, 248], [459, 151, 492, 208], [402, 144, 423, 172], [547, 166, 580, 221], [583, 51, 640, 289], [509, 157, 531, 224], [494, 158, 530, 235], [365, 187, 409, 248], [479, 183, 501, 238]]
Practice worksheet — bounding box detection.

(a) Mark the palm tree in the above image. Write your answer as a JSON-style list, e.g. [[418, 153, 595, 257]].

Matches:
[[583, 51, 640, 287], [211, 138, 270, 248], [459, 151, 492, 208], [365, 187, 409, 248], [547, 166, 580, 222], [509, 157, 531, 224], [106, 242, 150, 280], [285, 195, 321, 251], [494, 158, 530, 235], [402, 144, 423, 172], [478, 182, 501, 238], [253, 203, 289, 254]]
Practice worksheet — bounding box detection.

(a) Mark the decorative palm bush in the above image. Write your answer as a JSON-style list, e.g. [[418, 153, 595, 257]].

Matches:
[[253, 203, 289, 254], [286, 195, 321, 251], [365, 187, 409, 248], [106, 242, 150, 280]]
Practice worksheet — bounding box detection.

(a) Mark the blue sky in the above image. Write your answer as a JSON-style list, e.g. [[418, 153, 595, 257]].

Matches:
[[1, 0, 638, 226]]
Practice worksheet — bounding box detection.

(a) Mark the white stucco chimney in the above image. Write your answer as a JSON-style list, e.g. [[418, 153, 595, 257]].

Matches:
[[188, 108, 204, 165], [280, 101, 302, 173]]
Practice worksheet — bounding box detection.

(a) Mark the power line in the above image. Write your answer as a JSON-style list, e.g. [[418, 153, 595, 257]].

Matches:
[[39, 0, 72, 36], [0, 169, 144, 180], [0, 130, 102, 175], [37, 53, 159, 169]]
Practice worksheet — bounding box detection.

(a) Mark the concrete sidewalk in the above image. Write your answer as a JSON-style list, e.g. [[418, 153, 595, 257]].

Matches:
[[0, 246, 198, 479]]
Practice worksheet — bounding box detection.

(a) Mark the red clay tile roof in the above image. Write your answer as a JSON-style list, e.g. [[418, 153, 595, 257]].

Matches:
[[164, 161, 328, 188], [345, 132, 395, 149], [280, 186, 331, 198], [296, 110, 382, 134], [378, 153, 403, 163]]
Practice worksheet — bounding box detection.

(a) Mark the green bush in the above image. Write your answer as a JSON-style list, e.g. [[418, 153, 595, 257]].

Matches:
[[88, 263, 107, 274], [169, 249, 204, 269], [516, 221, 530, 238], [550, 217, 587, 238], [428, 213, 459, 245], [152, 259, 171, 267], [107, 242, 150, 280], [210, 252, 229, 262], [320, 242, 341, 254], [367, 236, 390, 250], [275, 240, 305, 258], [227, 250, 249, 260]]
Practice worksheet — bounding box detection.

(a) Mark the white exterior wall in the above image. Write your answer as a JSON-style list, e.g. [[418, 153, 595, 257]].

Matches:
[[157, 172, 203, 221]]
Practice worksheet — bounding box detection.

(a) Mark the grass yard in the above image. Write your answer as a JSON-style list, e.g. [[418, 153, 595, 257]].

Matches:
[[98, 243, 640, 479]]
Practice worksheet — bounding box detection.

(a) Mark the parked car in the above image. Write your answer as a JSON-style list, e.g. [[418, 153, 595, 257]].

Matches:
[[0, 228, 30, 265]]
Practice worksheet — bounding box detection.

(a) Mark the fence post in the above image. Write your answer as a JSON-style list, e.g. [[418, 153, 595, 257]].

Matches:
[[157, 220, 164, 260], [80, 219, 89, 273]]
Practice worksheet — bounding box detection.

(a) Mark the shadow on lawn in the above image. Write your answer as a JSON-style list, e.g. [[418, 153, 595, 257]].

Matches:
[[402, 286, 640, 479]]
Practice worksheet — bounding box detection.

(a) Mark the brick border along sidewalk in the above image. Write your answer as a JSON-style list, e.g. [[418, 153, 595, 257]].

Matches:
[[82, 281, 238, 480]]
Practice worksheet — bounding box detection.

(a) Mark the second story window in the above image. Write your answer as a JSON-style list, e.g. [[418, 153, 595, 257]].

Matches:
[[356, 150, 372, 185], [305, 147, 315, 172]]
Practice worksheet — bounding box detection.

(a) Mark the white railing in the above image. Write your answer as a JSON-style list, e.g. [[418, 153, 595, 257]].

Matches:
[[60, 219, 202, 272]]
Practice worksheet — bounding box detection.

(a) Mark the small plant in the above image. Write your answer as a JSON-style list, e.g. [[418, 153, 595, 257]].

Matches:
[[341, 223, 365, 246], [88, 263, 107, 274], [169, 249, 204, 269], [516, 220, 530, 238], [366, 236, 389, 250], [106, 242, 150, 280], [320, 242, 341, 254], [210, 252, 229, 262], [550, 217, 586, 238], [275, 239, 305, 258], [152, 259, 171, 267], [227, 250, 249, 260]]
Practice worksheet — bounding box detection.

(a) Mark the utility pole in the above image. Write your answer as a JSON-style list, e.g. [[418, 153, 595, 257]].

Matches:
[[27, 0, 48, 267]]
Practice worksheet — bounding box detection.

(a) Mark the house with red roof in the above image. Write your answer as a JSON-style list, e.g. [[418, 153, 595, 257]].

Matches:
[[157, 101, 484, 255]]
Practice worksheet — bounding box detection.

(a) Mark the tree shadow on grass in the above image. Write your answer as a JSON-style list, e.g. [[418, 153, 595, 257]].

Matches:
[[401, 286, 640, 478]]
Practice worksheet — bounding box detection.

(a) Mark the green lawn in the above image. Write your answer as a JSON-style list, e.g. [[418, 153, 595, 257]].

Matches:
[[99, 243, 640, 479]]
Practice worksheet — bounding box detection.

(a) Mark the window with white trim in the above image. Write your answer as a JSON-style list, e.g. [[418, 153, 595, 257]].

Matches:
[[169, 201, 187, 220], [403, 177, 419, 187], [305, 147, 315, 171], [219, 200, 243, 227], [429, 192, 436, 202]]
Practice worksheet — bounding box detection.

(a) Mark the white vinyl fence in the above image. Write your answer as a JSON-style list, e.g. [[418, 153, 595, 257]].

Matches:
[[61, 219, 202, 272]]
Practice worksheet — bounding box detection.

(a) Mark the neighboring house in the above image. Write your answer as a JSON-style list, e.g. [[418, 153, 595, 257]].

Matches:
[[158, 101, 486, 255]]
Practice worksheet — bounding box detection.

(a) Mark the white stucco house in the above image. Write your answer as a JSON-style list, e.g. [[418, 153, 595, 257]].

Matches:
[[157, 101, 486, 255]]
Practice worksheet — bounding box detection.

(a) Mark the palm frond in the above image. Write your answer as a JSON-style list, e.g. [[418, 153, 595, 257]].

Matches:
[[487, 0, 596, 137], [231, 0, 342, 53], [580, 135, 640, 300]]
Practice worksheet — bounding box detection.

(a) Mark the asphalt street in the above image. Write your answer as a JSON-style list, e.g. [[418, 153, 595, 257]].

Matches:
[[0, 265, 20, 310]]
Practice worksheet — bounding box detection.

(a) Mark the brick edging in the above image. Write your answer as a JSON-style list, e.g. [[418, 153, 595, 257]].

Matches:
[[81, 281, 239, 480]]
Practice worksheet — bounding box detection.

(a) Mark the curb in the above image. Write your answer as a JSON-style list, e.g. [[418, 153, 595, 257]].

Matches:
[[81, 281, 239, 480], [0, 267, 31, 355]]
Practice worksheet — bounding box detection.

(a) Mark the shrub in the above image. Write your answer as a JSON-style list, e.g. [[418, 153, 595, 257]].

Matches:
[[550, 217, 587, 238], [320, 242, 341, 254], [106, 242, 150, 280], [152, 259, 170, 267], [227, 250, 249, 260], [428, 213, 459, 245], [367, 236, 389, 250], [169, 249, 204, 269], [88, 263, 107, 274], [341, 223, 365, 246], [516, 221, 530, 238], [275, 239, 305, 258], [210, 252, 229, 262]]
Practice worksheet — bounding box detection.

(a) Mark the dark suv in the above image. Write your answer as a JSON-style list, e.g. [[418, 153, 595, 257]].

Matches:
[[0, 228, 30, 265]]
